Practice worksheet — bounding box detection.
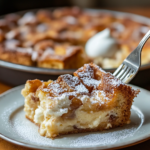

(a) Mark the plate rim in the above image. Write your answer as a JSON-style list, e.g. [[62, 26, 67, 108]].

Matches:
[[1, 8, 150, 74], [0, 84, 150, 150]]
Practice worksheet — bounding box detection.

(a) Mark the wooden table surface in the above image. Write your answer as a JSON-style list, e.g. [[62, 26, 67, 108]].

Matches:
[[0, 7, 150, 150]]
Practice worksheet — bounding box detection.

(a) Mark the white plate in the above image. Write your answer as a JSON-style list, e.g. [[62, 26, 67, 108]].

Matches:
[[0, 85, 150, 150]]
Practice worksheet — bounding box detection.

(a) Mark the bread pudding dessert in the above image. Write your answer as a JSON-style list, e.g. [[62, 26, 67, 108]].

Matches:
[[21, 63, 139, 139], [0, 7, 150, 69]]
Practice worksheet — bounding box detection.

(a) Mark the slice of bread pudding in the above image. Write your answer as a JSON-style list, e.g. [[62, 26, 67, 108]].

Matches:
[[21, 63, 139, 139]]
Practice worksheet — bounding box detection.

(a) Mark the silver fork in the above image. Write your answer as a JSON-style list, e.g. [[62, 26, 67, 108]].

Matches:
[[113, 30, 150, 83]]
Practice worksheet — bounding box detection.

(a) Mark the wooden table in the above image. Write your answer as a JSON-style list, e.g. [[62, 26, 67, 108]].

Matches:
[[0, 7, 150, 150]]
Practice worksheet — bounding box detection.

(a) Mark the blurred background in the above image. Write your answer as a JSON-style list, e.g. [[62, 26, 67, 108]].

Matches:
[[0, 0, 150, 15]]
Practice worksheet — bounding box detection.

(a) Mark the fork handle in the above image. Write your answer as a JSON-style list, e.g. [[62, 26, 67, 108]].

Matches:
[[126, 30, 150, 67], [137, 30, 150, 52]]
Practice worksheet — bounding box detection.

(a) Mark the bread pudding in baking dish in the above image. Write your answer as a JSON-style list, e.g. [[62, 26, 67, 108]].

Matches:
[[21, 63, 139, 139], [0, 7, 150, 69]]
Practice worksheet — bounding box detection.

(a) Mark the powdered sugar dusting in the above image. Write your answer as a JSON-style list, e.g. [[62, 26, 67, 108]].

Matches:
[[62, 16, 77, 25], [108, 73, 124, 86], [5, 30, 18, 40], [111, 78, 123, 86], [18, 12, 37, 25], [16, 47, 33, 54], [4, 39, 20, 49], [42, 88, 50, 92], [90, 90, 110, 105], [12, 110, 57, 146], [40, 48, 55, 60], [59, 74, 89, 94], [36, 24, 48, 32], [70, 127, 137, 147], [77, 64, 101, 88], [1, 101, 23, 133], [75, 84, 89, 93], [99, 90, 109, 100], [66, 46, 79, 56], [48, 82, 67, 95], [83, 78, 101, 88], [78, 64, 94, 79], [31, 51, 38, 61], [60, 74, 80, 89]]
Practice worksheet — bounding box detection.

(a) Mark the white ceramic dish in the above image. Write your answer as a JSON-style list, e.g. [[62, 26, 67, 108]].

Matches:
[[0, 85, 150, 150]]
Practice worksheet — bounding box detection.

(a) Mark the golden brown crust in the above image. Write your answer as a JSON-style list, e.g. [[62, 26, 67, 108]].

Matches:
[[37, 46, 88, 69], [22, 63, 140, 139], [0, 44, 34, 66]]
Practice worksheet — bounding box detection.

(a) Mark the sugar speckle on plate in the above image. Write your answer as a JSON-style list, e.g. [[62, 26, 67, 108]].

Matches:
[[0, 100, 143, 148]]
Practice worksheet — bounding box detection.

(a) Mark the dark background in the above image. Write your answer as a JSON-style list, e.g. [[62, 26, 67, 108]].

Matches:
[[1, 0, 150, 15]]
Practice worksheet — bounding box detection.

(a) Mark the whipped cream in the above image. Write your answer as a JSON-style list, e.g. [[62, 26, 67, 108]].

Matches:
[[34, 106, 44, 124], [45, 94, 71, 117], [85, 28, 118, 58]]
